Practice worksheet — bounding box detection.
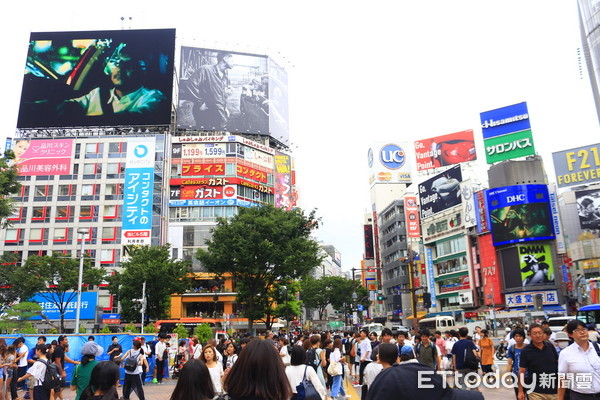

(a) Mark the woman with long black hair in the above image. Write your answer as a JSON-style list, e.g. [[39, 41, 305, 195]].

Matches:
[[169, 359, 214, 400], [79, 361, 120, 400]]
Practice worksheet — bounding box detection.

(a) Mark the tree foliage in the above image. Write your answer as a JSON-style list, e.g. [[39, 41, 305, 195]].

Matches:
[[301, 276, 370, 320], [196, 205, 323, 332], [194, 323, 213, 343], [108, 245, 191, 323], [13, 253, 105, 332], [0, 253, 31, 315], [0, 302, 42, 334]]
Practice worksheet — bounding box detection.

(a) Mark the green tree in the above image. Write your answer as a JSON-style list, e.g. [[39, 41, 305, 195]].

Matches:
[[13, 253, 105, 332], [193, 323, 213, 343], [0, 150, 22, 227], [197, 205, 323, 332], [301, 276, 370, 320], [0, 253, 32, 315], [173, 323, 189, 340], [0, 302, 42, 333], [108, 245, 191, 323]]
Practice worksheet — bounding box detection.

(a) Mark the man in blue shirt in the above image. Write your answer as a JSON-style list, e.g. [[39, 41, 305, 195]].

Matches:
[[451, 327, 479, 390]]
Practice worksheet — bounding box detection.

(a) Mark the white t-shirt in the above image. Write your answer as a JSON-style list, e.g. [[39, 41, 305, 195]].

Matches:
[[124, 349, 144, 375], [26, 359, 47, 386], [207, 362, 224, 393], [359, 339, 371, 362], [363, 362, 383, 388], [285, 365, 327, 398], [280, 345, 290, 366], [18, 345, 28, 367]]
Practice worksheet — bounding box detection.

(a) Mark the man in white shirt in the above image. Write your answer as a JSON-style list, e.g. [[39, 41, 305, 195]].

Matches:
[[154, 334, 167, 384], [558, 320, 600, 400], [358, 329, 372, 386], [15, 339, 28, 391]]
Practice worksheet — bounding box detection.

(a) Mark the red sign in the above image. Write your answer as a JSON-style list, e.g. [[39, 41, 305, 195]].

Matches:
[[414, 130, 476, 171], [170, 177, 273, 194], [404, 196, 421, 238], [180, 185, 236, 200], [102, 319, 120, 324], [182, 163, 225, 176], [124, 231, 150, 238], [237, 164, 267, 183]]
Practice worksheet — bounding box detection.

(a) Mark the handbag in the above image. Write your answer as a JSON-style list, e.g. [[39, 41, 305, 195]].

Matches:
[[296, 365, 322, 400], [327, 360, 342, 376]]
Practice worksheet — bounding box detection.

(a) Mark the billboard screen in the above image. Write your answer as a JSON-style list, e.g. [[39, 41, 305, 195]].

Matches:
[[9, 138, 73, 176], [414, 129, 477, 171], [486, 184, 555, 246], [483, 129, 536, 164], [368, 142, 412, 185], [17, 29, 175, 128], [364, 224, 374, 260], [552, 143, 600, 188], [177, 47, 289, 142], [274, 152, 293, 210], [29, 292, 98, 320], [518, 243, 555, 287], [418, 164, 462, 219], [575, 188, 600, 230]]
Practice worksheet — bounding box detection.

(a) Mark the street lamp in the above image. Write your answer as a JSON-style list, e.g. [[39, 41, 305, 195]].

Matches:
[[75, 228, 88, 334], [281, 285, 289, 335], [352, 291, 358, 331]]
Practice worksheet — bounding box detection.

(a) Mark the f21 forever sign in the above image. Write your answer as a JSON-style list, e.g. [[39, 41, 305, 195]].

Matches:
[[552, 142, 600, 188]]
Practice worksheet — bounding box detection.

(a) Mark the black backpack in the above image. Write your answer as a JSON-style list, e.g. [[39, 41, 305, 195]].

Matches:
[[124, 351, 141, 372], [41, 360, 62, 391], [305, 348, 319, 371], [463, 346, 479, 370]]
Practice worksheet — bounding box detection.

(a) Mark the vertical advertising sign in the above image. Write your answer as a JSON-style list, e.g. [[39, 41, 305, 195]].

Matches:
[[547, 184, 566, 254], [426, 247, 437, 308], [274, 151, 292, 210], [122, 137, 156, 246], [364, 224, 374, 259], [404, 196, 421, 238], [475, 190, 490, 234], [9, 138, 73, 176]]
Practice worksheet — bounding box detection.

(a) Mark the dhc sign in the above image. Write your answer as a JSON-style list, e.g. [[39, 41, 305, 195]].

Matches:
[[379, 144, 406, 170]]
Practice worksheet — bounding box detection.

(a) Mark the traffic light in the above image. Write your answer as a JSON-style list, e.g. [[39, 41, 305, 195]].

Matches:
[[423, 292, 432, 309], [377, 294, 386, 301]]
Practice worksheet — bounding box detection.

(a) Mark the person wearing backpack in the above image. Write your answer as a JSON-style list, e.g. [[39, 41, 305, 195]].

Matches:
[[415, 330, 440, 371], [451, 327, 479, 390], [16, 344, 53, 400], [122, 339, 147, 400]]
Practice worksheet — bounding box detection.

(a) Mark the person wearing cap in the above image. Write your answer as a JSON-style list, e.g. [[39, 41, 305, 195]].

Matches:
[[366, 343, 484, 400], [70, 341, 104, 400], [558, 319, 600, 400], [553, 331, 571, 354]]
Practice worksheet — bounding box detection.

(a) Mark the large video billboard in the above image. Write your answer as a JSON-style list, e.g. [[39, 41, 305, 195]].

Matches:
[[414, 130, 476, 171], [17, 29, 175, 128], [480, 102, 535, 164], [518, 243, 555, 287], [552, 143, 600, 188], [177, 47, 289, 143], [486, 184, 555, 246], [418, 164, 462, 219], [575, 188, 600, 230], [8, 138, 73, 176]]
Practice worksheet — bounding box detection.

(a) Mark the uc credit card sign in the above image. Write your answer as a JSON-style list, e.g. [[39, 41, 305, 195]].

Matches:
[[122, 137, 156, 245]]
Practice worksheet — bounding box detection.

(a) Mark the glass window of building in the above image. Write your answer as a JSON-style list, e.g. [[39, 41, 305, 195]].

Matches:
[[58, 185, 70, 196], [104, 205, 117, 218], [102, 227, 116, 240], [5, 229, 19, 241], [80, 206, 94, 218], [82, 184, 95, 196], [56, 206, 70, 219], [32, 207, 46, 219], [53, 228, 68, 241], [29, 228, 43, 241], [100, 249, 114, 263], [34, 185, 49, 197]]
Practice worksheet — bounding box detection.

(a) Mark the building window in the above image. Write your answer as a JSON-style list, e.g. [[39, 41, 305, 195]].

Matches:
[[56, 206, 70, 220], [58, 185, 70, 196], [103, 205, 118, 219], [29, 228, 44, 242], [100, 249, 115, 264], [80, 206, 95, 219], [102, 227, 117, 241], [31, 207, 47, 220], [5, 229, 20, 242], [9, 208, 22, 221], [34, 185, 50, 197], [53, 228, 68, 242]]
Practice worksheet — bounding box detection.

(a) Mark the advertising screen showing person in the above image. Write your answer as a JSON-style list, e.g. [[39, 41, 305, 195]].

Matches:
[[575, 188, 600, 230], [518, 244, 555, 287], [177, 47, 289, 141], [8, 138, 73, 176], [17, 29, 175, 128]]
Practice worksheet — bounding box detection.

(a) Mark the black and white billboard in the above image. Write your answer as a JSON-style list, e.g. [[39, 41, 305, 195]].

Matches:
[[419, 165, 463, 219], [177, 47, 289, 143], [17, 29, 176, 128], [576, 188, 600, 230]]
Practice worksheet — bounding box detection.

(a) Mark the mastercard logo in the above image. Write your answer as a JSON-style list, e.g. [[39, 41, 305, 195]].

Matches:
[[378, 172, 392, 181]]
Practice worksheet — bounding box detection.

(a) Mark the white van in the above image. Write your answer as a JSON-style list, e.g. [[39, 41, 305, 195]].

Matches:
[[547, 316, 575, 333], [418, 316, 458, 333], [362, 323, 384, 335]]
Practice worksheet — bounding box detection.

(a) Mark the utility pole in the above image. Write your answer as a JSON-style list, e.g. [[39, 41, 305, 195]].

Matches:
[[141, 281, 147, 334]]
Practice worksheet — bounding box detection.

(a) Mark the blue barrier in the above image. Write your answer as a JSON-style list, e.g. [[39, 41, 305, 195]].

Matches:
[[1, 333, 159, 384]]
